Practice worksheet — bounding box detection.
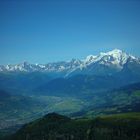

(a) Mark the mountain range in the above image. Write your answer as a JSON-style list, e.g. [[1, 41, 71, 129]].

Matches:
[[0, 49, 140, 78], [1, 49, 140, 96]]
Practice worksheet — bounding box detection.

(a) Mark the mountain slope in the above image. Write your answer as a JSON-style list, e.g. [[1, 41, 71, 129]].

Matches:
[[5, 113, 140, 140], [36, 73, 140, 97], [77, 82, 140, 117], [36, 74, 121, 97], [0, 72, 52, 94]]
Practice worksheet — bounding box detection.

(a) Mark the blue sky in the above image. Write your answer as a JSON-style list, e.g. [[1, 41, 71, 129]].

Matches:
[[0, 0, 140, 64]]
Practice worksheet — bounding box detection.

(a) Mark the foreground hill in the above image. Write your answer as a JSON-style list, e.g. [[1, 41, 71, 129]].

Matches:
[[4, 113, 140, 140]]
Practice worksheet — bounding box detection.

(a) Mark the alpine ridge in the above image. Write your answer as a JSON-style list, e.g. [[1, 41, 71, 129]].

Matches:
[[0, 49, 139, 77]]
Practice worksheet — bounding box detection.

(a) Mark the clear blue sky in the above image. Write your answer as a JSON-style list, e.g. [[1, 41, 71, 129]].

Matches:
[[0, 0, 140, 64]]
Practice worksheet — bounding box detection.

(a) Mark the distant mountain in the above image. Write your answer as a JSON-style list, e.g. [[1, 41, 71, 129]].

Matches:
[[0, 49, 139, 95], [0, 72, 52, 94], [0, 49, 140, 77], [68, 49, 140, 76], [0, 60, 83, 77], [36, 73, 140, 98], [36, 74, 121, 97]]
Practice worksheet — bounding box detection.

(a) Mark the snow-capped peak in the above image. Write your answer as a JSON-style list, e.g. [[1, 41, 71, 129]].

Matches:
[[99, 49, 124, 58], [107, 48, 123, 54], [0, 49, 139, 74], [95, 49, 136, 65], [81, 49, 137, 69], [101, 49, 136, 59], [85, 55, 97, 63]]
